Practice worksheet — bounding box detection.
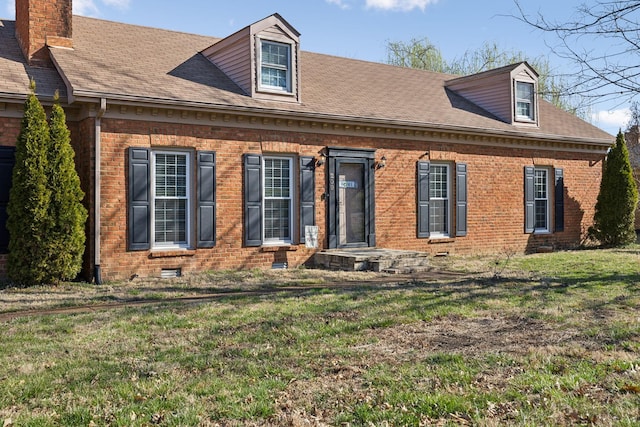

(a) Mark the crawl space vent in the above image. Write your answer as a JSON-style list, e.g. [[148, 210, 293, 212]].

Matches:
[[161, 268, 182, 278], [271, 262, 288, 270]]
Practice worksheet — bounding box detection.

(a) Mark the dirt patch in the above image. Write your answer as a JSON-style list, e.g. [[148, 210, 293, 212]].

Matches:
[[266, 314, 638, 426], [364, 315, 593, 358]]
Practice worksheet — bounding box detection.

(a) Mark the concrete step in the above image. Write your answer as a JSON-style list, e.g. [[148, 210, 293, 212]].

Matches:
[[314, 248, 430, 272], [381, 265, 434, 274]]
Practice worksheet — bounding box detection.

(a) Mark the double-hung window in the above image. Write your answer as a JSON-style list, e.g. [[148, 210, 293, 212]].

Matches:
[[244, 154, 316, 247], [260, 40, 291, 92], [263, 157, 293, 243], [534, 168, 549, 232], [128, 148, 216, 251], [515, 81, 535, 121], [152, 151, 190, 249], [429, 164, 450, 238], [417, 161, 467, 239], [525, 166, 562, 234]]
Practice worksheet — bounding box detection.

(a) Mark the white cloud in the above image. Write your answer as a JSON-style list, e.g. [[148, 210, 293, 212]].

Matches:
[[365, 0, 437, 12], [102, 0, 130, 10], [592, 108, 630, 134], [326, 0, 351, 9], [73, 0, 129, 17], [73, 0, 100, 16], [2, 0, 127, 18]]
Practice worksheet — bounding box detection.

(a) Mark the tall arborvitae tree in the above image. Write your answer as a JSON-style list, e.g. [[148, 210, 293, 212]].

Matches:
[[7, 82, 53, 286], [589, 131, 639, 247], [47, 93, 87, 281]]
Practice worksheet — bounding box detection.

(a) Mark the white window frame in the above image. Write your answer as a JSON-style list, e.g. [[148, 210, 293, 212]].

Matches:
[[534, 167, 550, 233], [150, 150, 192, 250], [262, 156, 294, 245], [515, 81, 535, 122], [258, 39, 292, 93], [429, 163, 451, 239]]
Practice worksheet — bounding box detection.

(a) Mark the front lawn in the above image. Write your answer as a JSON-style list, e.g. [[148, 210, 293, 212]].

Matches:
[[1, 248, 639, 425]]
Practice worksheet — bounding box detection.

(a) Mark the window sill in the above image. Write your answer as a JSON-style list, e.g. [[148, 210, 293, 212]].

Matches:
[[261, 245, 298, 252], [150, 249, 196, 258], [258, 86, 294, 95], [514, 118, 538, 126], [428, 237, 455, 244]]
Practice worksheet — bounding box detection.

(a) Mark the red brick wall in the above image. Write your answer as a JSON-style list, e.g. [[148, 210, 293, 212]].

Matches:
[[93, 118, 604, 281], [97, 119, 327, 280], [69, 118, 95, 280], [374, 144, 602, 255]]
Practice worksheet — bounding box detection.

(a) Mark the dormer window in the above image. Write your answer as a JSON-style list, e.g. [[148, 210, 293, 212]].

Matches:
[[259, 40, 291, 93], [515, 81, 535, 121], [445, 62, 539, 126], [201, 14, 301, 103]]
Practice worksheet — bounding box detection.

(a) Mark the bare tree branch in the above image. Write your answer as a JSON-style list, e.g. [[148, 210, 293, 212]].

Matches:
[[513, 0, 640, 106]]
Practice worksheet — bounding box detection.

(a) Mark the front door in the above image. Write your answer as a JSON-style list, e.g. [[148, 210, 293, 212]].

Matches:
[[337, 160, 367, 246], [326, 148, 375, 249]]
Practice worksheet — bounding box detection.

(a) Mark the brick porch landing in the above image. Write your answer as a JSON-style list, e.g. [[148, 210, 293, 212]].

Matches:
[[314, 248, 431, 273]]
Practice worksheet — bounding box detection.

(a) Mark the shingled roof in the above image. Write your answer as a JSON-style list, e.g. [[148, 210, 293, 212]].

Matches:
[[0, 20, 67, 100], [0, 15, 612, 145]]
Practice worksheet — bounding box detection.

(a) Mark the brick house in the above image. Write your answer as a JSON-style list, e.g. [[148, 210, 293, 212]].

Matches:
[[0, 0, 612, 282]]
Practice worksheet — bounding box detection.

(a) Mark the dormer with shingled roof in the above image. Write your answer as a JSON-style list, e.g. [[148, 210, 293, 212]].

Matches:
[[446, 62, 540, 128], [201, 14, 301, 104]]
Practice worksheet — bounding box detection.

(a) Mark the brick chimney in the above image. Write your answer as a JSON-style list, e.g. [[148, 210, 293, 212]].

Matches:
[[15, 0, 73, 66]]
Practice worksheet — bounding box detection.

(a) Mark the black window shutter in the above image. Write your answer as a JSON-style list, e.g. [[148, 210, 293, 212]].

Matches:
[[197, 151, 216, 248], [0, 147, 15, 254], [554, 168, 564, 232], [524, 166, 535, 234], [299, 156, 316, 243], [456, 163, 468, 237], [128, 148, 151, 250], [417, 161, 430, 238], [244, 154, 263, 246]]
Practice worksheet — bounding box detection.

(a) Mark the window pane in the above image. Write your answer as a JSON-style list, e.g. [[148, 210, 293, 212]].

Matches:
[[261, 41, 290, 90], [429, 165, 448, 199], [263, 157, 292, 241], [154, 152, 188, 246], [264, 199, 291, 240], [430, 199, 448, 234], [517, 101, 531, 118], [429, 164, 449, 236], [516, 82, 534, 119], [534, 170, 547, 199], [155, 199, 187, 243], [534, 169, 548, 230], [262, 42, 289, 67], [517, 82, 533, 99], [156, 153, 187, 198], [261, 67, 288, 89], [535, 200, 547, 229]]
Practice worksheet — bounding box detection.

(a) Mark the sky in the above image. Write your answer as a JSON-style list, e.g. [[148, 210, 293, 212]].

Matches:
[[1, 0, 631, 135]]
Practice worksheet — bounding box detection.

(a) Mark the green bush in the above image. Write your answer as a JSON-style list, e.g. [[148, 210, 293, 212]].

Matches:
[[7, 85, 53, 286], [46, 95, 87, 281], [7, 85, 87, 286], [589, 131, 639, 247]]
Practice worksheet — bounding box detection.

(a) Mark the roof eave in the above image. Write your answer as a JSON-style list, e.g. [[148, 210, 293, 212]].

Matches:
[[68, 90, 613, 150]]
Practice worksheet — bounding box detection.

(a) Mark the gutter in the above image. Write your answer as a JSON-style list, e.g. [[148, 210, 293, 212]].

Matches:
[[94, 98, 106, 285]]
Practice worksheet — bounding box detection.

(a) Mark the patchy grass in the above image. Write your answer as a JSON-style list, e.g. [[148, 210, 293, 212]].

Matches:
[[1, 247, 640, 426]]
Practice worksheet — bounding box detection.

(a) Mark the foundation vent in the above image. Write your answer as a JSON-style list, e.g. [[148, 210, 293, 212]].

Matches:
[[272, 262, 288, 269], [161, 268, 182, 278]]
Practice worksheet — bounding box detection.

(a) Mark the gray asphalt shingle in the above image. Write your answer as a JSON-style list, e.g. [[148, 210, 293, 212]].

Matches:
[[0, 15, 612, 144]]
